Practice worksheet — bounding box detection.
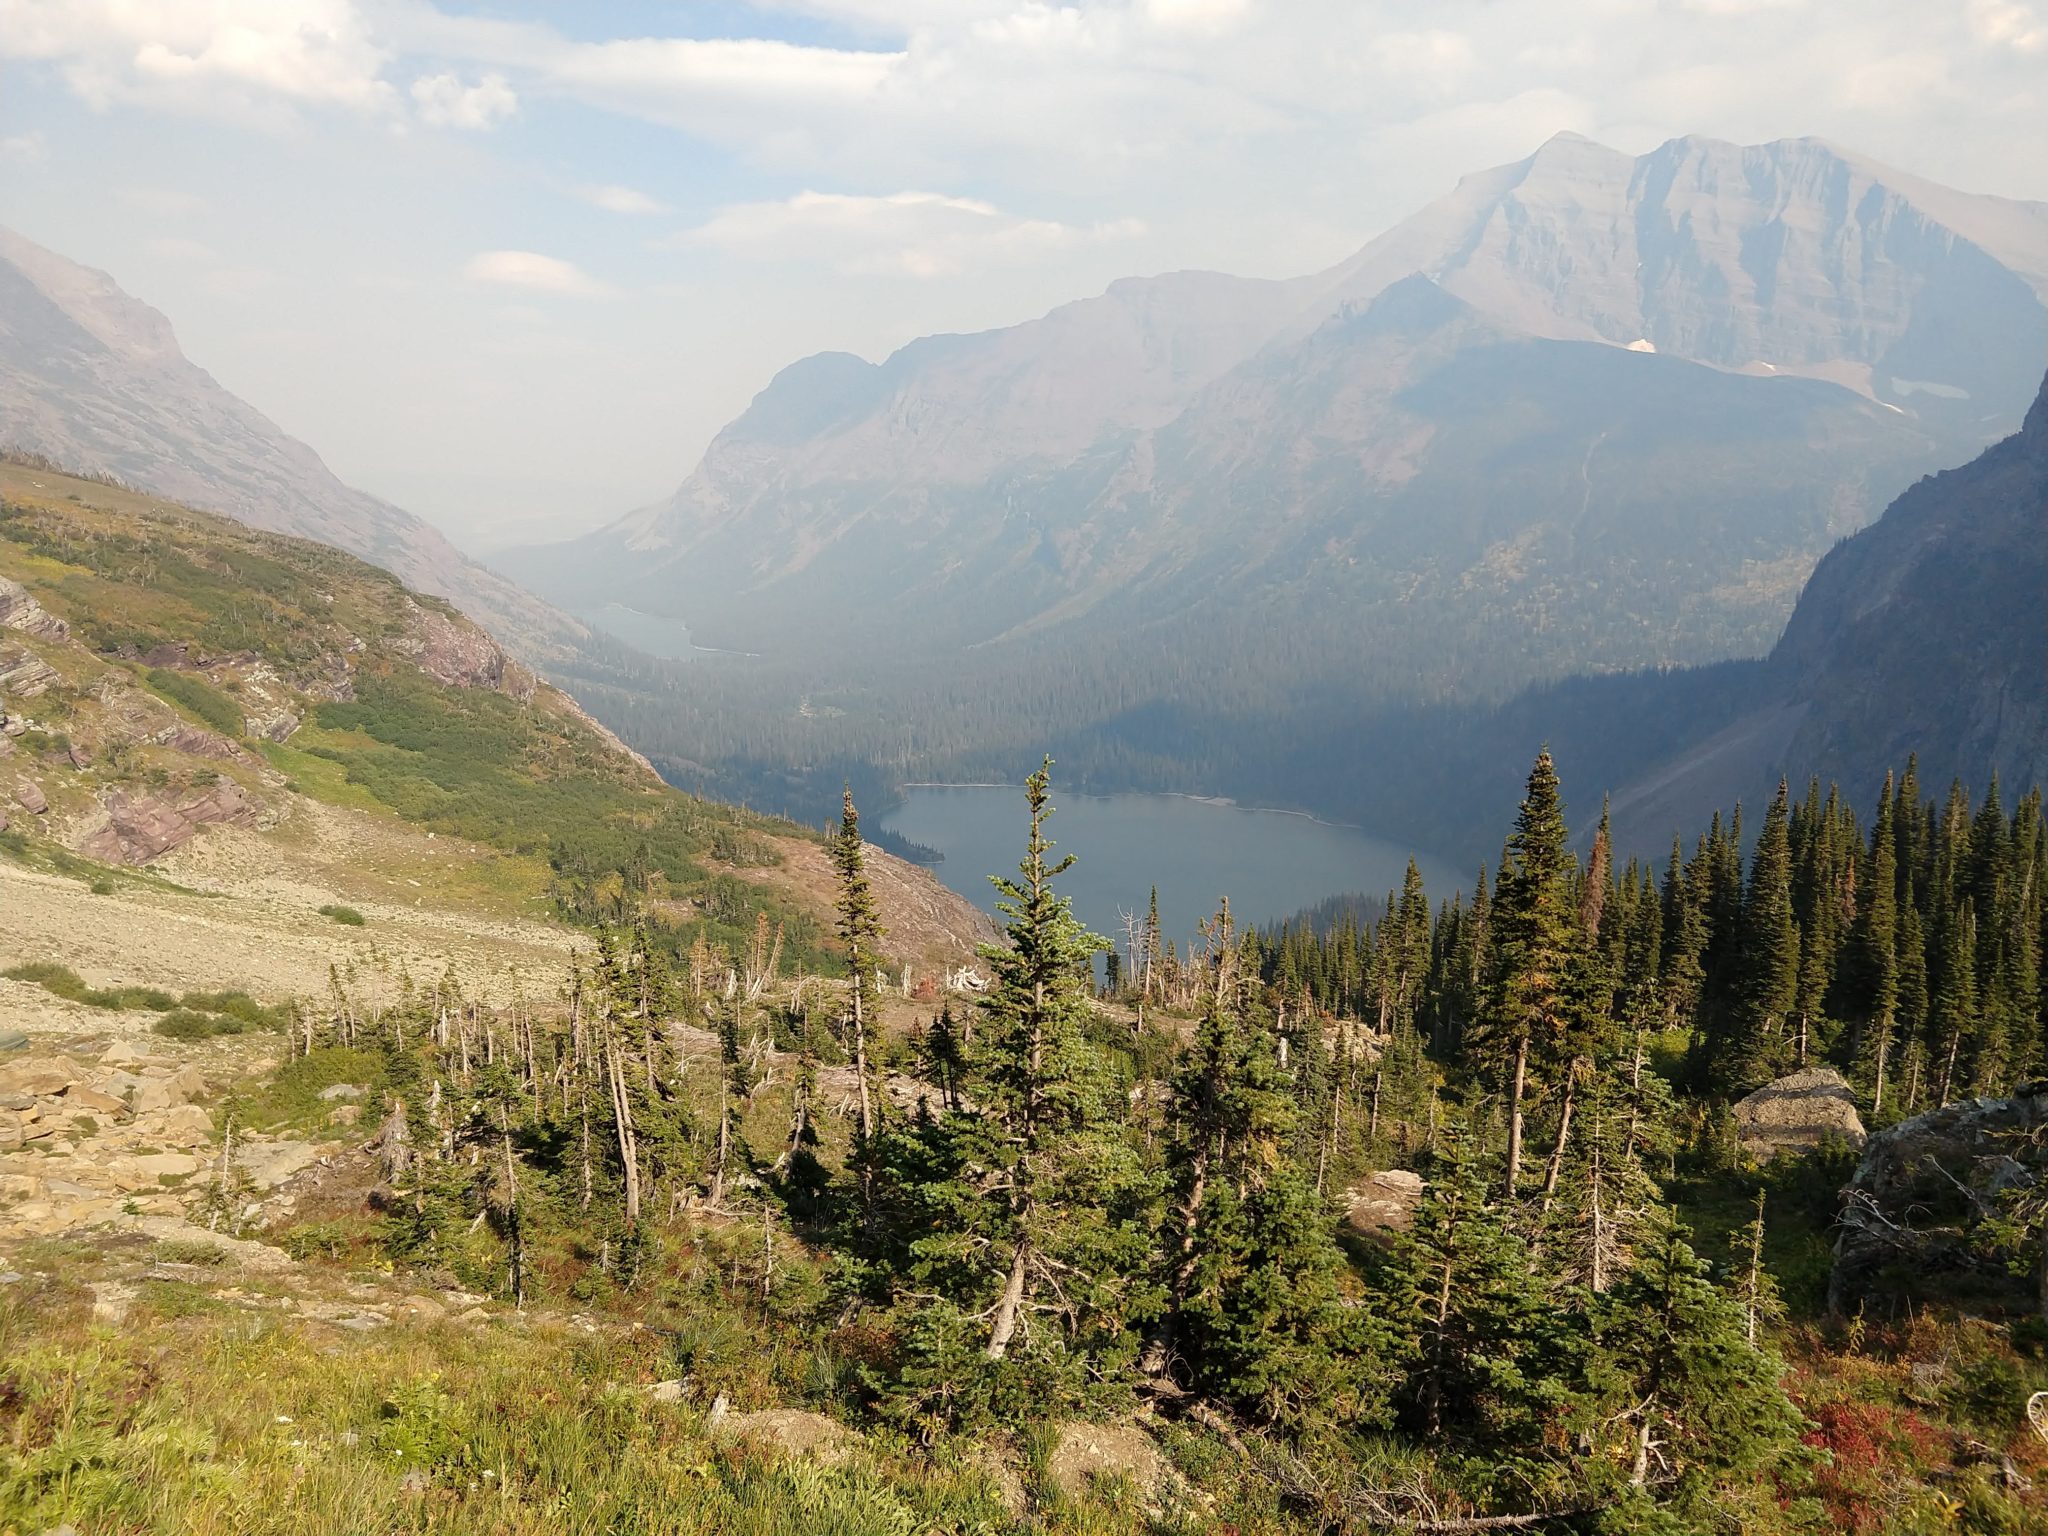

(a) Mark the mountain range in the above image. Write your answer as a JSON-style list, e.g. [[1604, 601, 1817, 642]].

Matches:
[[511, 133, 2048, 709], [0, 225, 590, 667], [2, 135, 2040, 866]]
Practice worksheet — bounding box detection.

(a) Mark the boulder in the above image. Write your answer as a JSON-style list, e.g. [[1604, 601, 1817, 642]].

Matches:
[[715, 1408, 854, 1466], [140, 1104, 215, 1148], [234, 1140, 317, 1190], [109, 1152, 203, 1192], [112, 1068, 204, 1113], [1829, 1081, 2048, 1315], [1045, 1422, 1169, 1504], [1732, 1067, 1866, 1162], [0, 651, 58, 699], [62, 1085, 127, 1116], [1343, 1168, 1425, 1245], [123, 1216, 295, 1273], [0, 1057, 76, 1096], [11, 777, 47, 815]]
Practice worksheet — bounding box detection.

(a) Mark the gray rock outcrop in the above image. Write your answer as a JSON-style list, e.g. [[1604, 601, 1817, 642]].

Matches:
[[1828, 1082, 2048, 1316], [1344, 1168, 1425, 1245], [1732, 1067, 1867, 1162], [0, 573, 67, 640]]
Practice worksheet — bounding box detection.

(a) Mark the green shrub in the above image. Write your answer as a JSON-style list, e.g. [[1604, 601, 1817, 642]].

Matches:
[[145, 668, 243, 737], [89, 877, 116, 896], [319, 903, 367, 926], [3, 962, 176, 1012], [152, 1009, 245, 1040]]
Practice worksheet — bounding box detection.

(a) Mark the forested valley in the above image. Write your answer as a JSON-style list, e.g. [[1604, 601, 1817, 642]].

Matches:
[[21, 750, 2047, 1533]]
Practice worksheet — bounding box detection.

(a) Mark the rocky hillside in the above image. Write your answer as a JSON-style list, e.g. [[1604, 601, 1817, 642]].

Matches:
[[0, 459, 990, 980], [1605, 366, 2047, 849], [0, 226, 591, 668], [513, 134, 2046, 702]]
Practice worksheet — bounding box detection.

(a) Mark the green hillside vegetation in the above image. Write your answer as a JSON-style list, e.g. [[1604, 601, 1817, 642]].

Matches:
[[0, 462, 828, 967]]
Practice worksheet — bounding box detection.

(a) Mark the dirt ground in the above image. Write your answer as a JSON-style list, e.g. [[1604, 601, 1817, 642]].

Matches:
[[2, 798, 580, 1014]]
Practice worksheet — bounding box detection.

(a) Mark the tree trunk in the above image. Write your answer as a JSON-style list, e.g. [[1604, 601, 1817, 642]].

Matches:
[[986, 1240, 1030, 1360], [851, 975, 875, 1143], [1540, 1068, 1578, 1211], [1505, 1034, 1530, 1198], [1872, 1014, 1891, 1116], [605, 1032, 641, 1229]]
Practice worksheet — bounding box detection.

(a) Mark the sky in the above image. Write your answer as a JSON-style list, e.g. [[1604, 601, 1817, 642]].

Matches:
[[3, 1, 2045, 551]]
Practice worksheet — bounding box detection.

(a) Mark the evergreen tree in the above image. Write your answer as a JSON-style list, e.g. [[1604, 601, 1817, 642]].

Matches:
[[1476, 749, 1581, 1198], [830, 788, 886, 1145], [1852, 775, 1902, 1112], [1584, 1219, 1803, 1497], [1163, 905, 1386, 1428], [1391, 1122, 1576, 1453]]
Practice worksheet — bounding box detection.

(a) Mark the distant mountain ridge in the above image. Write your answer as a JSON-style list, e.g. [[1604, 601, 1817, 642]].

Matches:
[[0, 225, 590, 666], [514, 132, 2047, 710]]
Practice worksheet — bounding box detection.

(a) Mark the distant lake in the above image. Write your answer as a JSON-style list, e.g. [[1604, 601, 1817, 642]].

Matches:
[[878, 785, 1461, 953], [579, 603, 697, 660], [578, 604, 762, 662]]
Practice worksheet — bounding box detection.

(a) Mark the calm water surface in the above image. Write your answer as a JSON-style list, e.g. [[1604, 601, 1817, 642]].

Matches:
[[878, 786, 1461, 952]]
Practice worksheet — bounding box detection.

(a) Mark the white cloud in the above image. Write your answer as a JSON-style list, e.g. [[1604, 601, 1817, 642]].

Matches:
[[679, 190, 1143, 277], [551, 35, 904, 104], [0, 0, 395, 119], [143, 234, 218, 262], [462, 249, 607, 296], [411, 71, 516, 129], [578, 184, 666, 216], [1971, 1, 2047, 52], [119, 186, 207, 216], [1143, 0, 1252, 33], [0, 130, 45, 161]]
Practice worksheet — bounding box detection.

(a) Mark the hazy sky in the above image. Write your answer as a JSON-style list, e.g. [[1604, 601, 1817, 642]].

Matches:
[[4, 1, 2045, 550]]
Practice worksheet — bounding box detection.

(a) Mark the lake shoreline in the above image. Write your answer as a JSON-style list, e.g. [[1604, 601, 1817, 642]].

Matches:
[[896, 782, 1373, 833]]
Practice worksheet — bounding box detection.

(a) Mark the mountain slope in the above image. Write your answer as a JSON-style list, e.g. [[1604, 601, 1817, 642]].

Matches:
[[1313, 133, 2048, 435], [1605, 365, 2048, 849], [0, 226, 590, 666], [516, 134, 2040, 705], [0, 459, 990, 975]]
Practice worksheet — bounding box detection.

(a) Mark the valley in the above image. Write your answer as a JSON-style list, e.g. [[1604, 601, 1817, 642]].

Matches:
[[879, 784, 1459, 952], [1, 45, 2045, 1535]]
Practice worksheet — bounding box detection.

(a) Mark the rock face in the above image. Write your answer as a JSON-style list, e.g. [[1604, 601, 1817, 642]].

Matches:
[[0, 573, 66, 640], [1344, 1168, 1425, 1245], [75, 780, 260, 865], [0, 645, 59, 699], [394, 600, 536, 702], [1732, 1068, 1867, 1163], [1829, 1083, 2048, 1316], [1610, 365, 2048, 853]]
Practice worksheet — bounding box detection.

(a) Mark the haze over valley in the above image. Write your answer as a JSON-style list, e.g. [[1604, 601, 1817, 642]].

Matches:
[[2, 6, 2046, 1533]]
